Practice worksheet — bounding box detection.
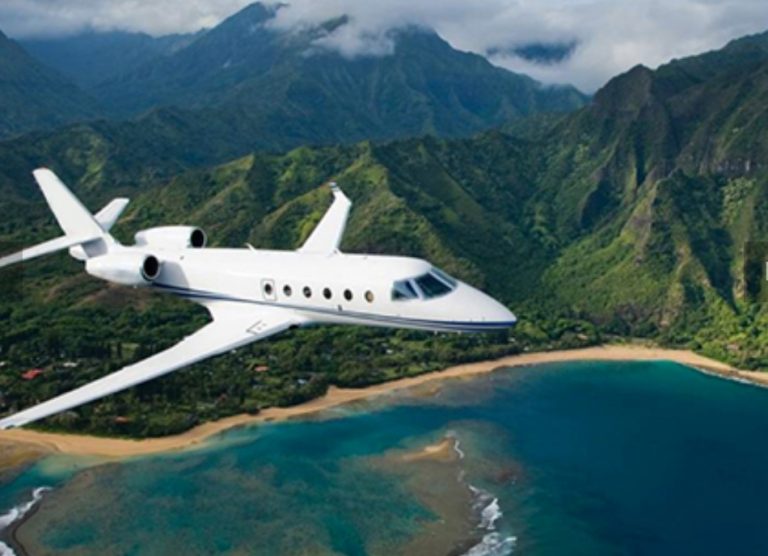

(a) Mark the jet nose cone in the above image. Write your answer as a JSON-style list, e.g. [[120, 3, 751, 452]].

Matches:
[[500, 305, 517, 326], [455, 283, 516, 328], [490, 299, 517, 327]]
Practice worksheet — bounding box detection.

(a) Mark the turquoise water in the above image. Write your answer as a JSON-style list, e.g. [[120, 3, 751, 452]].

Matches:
[[4, 360, 768, 554]]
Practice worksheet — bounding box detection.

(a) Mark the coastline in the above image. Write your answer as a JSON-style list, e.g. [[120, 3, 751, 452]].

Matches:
[[0, 344, 756, 459]]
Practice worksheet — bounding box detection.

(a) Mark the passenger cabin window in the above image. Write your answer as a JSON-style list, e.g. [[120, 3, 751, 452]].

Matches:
[[283, 285, 292, 297], [323, 288, 332, 300], [365, 291, 374, 303], [303, 286, 312, 298], [344, 289, 353, 301]]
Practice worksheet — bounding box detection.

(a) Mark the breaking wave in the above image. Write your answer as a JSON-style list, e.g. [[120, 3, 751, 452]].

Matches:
[[0, 487, 52, 556], [446, 431, 466, 460], [464, 486, 516, 556], [464, 532, 517, 556]]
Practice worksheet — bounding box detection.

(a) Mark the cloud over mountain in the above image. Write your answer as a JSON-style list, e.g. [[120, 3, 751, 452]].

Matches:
[[2, 0, 768, 91]]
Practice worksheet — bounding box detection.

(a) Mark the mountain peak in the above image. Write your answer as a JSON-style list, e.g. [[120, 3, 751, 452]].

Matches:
[[592, 64, 654, 115], [217, 2, 282, 32]]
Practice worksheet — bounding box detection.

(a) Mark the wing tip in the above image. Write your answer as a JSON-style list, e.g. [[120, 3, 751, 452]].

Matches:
[[0, 418, 19, 430], [328, 181, 351, 204]]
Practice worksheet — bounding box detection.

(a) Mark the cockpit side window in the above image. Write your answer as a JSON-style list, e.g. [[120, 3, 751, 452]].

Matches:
[[414, 272, 452, 298], [392, 280, 418, 301], [431, 267, 457, 288]]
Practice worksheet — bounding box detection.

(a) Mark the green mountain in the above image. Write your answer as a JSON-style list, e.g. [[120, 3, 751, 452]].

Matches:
[[2, 29, 768, 436], [0, 30, 100, 138], [522, 30, 768, 361], [91, 3, 586, 142], [0, 3, 586, 187], [19, 30, 203, 89]]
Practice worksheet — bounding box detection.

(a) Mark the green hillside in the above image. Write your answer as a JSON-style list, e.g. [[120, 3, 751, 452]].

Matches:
[[0, 31, 100, 139], [20, 30, 202, 89], [1, 29, 768, 437]]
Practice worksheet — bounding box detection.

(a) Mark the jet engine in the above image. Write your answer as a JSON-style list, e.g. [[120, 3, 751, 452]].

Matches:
[[134, 226, 207, 250], [85, 252, 162, 286]]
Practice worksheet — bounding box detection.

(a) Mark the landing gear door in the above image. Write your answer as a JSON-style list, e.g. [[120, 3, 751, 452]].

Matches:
[[261, 279, 277, 301]]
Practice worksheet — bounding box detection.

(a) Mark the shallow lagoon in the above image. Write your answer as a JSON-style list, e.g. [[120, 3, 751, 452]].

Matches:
[[3, 360, 768, 555]]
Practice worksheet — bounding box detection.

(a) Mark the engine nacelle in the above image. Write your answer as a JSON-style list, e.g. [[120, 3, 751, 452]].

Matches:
[[134, 226, 207, 250], [85, 252, 162, 286]]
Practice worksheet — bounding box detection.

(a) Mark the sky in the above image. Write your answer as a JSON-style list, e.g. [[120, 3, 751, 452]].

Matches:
[[1, 0, 767, 92]]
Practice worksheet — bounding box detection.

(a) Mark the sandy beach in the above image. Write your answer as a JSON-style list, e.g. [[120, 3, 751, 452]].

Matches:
[[0, 344, 756, 459]]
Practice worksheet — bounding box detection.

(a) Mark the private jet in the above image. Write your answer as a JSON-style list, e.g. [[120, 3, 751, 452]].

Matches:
[[0, 169, 516, 429]]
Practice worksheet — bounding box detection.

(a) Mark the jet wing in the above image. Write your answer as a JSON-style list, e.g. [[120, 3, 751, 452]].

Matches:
[[0, 303, 303, 429], [298, 182, 351, 255]]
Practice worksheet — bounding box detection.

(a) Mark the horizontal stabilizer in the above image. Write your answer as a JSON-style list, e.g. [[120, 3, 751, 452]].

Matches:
[[94, 198, 129, 232], [0, 232, 102, 270]]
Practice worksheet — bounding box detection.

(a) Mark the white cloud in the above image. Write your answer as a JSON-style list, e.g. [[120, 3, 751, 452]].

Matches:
[[2, 0, 768, 91], [270, 0, 768, 91], [0, 0, 253, 38]]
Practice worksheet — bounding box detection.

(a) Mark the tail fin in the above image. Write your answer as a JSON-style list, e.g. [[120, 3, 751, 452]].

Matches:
[[0, 169, 127, 270], [32, 168, 104, 238]]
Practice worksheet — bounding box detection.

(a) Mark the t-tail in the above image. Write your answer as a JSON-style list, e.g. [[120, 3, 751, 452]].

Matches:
[[0, 169, 128, 269]]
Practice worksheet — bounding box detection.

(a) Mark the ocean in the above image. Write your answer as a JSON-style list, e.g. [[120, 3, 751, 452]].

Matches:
[[2, 360, 768, 555]]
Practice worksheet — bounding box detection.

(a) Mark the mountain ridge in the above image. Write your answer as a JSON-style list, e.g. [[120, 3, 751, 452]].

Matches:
[[0, 31, 101, 139]]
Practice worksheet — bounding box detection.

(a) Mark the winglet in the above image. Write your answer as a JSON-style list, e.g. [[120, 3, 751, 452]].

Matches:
[[298, 182, 352, 255]]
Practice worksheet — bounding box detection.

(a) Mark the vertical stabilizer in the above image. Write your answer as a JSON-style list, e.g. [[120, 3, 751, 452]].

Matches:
[[32, 168, 104, 238]]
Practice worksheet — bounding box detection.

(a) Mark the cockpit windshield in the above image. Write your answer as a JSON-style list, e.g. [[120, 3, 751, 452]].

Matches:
[[414, 272, 452, 298], [391, 268, 457, 301], [431, 268, 457, 288]]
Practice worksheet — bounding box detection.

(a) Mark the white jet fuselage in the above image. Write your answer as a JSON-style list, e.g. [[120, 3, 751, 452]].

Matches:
[[133, 247, 515, 333]]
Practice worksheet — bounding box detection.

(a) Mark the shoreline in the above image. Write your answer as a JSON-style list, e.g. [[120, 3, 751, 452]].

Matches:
[[0, 344, 758, 459]]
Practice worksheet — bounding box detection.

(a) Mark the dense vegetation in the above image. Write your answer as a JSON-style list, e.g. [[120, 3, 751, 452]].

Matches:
[[1, 23, 767, 437]]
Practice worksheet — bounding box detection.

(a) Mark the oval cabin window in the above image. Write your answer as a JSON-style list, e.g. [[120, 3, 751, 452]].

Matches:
[[344, 289, 353, 301], [303, 286, 312, 298], [365, 291, 374, 303]]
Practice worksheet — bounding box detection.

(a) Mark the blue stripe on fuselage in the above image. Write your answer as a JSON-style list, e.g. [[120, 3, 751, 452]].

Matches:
[[152, 282, 514, 332]]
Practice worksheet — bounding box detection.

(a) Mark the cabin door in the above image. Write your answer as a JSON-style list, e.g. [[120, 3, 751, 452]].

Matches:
[[261, 278, 277, 302]]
